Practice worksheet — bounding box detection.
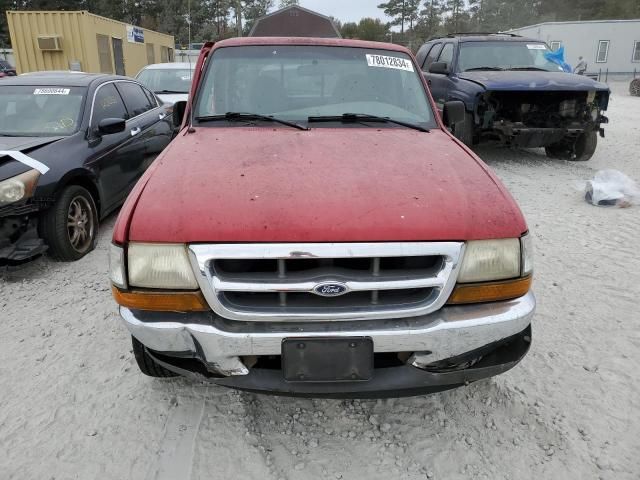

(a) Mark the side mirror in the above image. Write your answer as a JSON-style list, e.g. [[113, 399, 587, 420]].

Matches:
[[442, 101, 466, 127], [97, 118, 126, 135], [173, 101, 187, 129], [429, 62, 450, 75]]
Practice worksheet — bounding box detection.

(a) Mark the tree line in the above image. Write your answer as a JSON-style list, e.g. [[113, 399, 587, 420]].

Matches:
[[345, 0, 640, 48], [1, 0, 639, 49]]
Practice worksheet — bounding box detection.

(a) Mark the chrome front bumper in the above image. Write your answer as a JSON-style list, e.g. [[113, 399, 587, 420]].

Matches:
[[120, 292, 535, 377]]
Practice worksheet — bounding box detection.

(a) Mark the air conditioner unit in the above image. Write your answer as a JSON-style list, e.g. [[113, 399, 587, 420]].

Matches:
[[37, 35, 62, 51]]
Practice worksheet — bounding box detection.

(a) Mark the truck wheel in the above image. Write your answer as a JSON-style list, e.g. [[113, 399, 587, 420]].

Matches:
[[572, 130, 598, 161], [39, 185, 98, 261], [132, 336, 179, 378], [630, 79, 640, 97], [545, 131, 597, 162], [453, 112, 475, 146]]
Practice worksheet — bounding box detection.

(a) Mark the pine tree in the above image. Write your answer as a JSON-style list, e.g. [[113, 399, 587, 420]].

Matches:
[[278, 0, 298, 8], [378, 0, 408, 34]]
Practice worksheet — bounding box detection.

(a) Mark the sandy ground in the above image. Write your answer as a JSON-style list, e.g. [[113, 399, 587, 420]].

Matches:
[[1, 82, 639, 480]]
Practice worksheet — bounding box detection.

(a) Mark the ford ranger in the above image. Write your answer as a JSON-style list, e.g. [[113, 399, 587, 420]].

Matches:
[[110, 37, 535, 397]]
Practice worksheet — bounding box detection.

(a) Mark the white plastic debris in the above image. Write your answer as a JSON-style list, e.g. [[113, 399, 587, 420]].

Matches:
[[585, 170, 640, 207]]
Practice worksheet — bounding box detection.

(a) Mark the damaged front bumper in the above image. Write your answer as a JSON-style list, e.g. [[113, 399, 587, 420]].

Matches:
[[120, 292, 535, 397], [0, 200, 49, 262]]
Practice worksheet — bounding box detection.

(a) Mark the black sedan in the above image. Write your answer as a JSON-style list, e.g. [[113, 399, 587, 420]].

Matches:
[[0, 72, 173, 263]]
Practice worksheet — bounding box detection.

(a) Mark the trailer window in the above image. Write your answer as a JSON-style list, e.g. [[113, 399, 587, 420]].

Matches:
[[596, 40, 609, 63]]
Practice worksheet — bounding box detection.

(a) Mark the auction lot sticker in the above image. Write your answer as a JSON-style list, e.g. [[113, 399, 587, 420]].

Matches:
[[34, 88, 70, 95], [366, 54, 414, 72]]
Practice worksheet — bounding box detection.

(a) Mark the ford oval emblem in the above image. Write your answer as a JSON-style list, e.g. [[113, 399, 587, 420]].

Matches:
[[313, 282, 349, 297]]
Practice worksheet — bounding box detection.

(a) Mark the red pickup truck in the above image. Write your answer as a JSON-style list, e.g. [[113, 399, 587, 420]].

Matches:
[[109, 37, 534, 397]]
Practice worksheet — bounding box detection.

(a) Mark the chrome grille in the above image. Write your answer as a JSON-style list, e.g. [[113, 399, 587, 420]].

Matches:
[[189, 243, 464, 322]]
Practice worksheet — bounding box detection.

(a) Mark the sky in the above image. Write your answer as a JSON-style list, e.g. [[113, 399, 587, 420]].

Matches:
[[292, 0, 392, 24]]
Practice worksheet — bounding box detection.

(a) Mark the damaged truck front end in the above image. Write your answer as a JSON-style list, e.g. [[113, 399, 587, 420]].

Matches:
[[473, 89, 609, 159]]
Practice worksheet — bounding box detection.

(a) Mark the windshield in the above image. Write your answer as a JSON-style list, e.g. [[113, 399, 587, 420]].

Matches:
[[194, 45, 435, 128], [0, 85, 85, 136], [136, 68, 193, 93], [458, 41, 565, 72]]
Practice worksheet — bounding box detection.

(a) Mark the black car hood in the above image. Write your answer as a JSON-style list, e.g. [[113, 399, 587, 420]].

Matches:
[[458, 71, 610, 92], [0, 136, 64, 153], [0, 136, 64, 178]]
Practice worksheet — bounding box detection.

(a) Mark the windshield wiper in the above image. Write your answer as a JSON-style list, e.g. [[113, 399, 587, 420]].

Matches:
[[308, 113, 429, 133], [196, 112, 308, 131], [508, 67, 550, 72], [155, 89, 188, 94], [464, 67, 505, 72]]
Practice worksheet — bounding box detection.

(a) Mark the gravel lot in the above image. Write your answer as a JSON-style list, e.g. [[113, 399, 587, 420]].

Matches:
[[1, 82, 639, 480]]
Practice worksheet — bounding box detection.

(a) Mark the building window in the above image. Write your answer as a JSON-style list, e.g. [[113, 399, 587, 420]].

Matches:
[[596, 40, 609, 63], [633, 41, 640, 62], [549, 41, 561, 51]]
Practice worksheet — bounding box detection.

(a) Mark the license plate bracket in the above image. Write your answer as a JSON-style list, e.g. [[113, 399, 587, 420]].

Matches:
[[282, 337, 373, 382]]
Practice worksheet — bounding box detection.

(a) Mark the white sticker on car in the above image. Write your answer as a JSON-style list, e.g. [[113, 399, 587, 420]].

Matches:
[[0, 151, 49, 174], [526, 44, 547, 50], [33, 88, 70, 95], [366, 54, 414, 72]]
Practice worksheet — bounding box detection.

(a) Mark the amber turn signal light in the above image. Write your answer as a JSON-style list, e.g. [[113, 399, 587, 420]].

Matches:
[[112, 286, 210, 312], [447, 276, 532, 305]]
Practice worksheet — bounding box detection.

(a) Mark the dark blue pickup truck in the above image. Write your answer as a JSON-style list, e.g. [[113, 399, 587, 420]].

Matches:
[[416, 33, 610, 161]]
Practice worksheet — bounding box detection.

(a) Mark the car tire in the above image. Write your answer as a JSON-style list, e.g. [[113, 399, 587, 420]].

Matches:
[[545, 131, 597, 162], [39, 185, 99, 261], [132, 336, 179, 378], [630, 78, 640, 97], [453, 112, 475, 146]]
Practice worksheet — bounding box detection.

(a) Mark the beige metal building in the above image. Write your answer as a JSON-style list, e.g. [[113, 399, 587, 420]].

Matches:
[[6, 10, 175, 76]]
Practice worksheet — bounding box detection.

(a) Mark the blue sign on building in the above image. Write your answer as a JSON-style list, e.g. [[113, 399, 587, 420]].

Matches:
[[126, 25, 145, 44]]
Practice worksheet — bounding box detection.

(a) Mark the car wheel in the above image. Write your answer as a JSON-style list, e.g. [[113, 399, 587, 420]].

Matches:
[[453, 112, 475, 146], [132, 336, 179, 378], [40, 185, 98, 261], [630, 78, 640, 97], [545, 131, 597, 162]]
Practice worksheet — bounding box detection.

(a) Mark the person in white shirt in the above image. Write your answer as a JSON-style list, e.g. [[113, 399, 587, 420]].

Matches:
[[574, 56, 588, 75]]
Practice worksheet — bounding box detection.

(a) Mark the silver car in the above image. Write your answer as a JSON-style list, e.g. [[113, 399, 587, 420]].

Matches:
[[135, 62, 194, 105]]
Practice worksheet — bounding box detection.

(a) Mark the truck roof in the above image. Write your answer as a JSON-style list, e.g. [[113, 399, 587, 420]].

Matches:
[[213, 36, 412, 54], [429, 33, 541, 43]]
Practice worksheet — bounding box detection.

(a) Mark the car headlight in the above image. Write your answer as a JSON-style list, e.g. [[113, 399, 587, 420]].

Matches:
[[0, 169, 40, 206], [127, 242, 198, 289], [448, 235, 533, 304], [457, 238, 521, 283]]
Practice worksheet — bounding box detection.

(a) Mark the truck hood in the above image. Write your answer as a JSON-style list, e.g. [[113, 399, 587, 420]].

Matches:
[[458, 71, 609, 92], [128, 127, 527, 243]]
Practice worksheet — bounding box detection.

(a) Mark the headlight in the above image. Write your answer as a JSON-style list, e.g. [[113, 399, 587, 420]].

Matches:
[[448, 235, 533, 304], [127, 243, 198, 289], [109, 243, 126, 289], [458, 238, 521, 283], [0, 169, 40, 206]]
